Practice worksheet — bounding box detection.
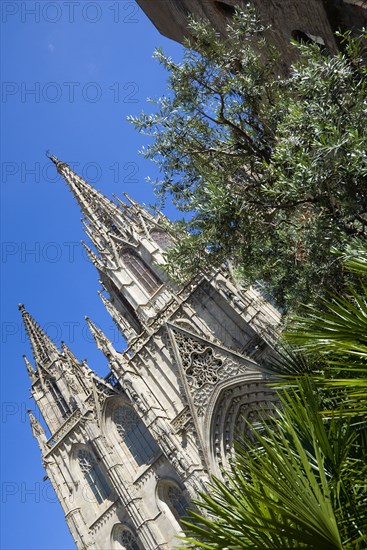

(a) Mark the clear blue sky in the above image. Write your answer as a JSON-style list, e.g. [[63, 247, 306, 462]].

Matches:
[[1, 2, 183, 548]]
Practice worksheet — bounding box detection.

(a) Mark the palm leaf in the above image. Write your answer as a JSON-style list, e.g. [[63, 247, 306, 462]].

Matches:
[[180, 378, 366, 549], [284, 293, 367, 415], [180, 246, 367, 549]]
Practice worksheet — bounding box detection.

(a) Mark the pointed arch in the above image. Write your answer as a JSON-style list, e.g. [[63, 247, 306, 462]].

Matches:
[[205, 374, 276, 473], [111, 524, 142, 550], [121, 249, 161, 295], [156, 479, 190, 526], [46, 378, 70, 419], [77, 448, 111, 504], [113, 404, 159, 466]]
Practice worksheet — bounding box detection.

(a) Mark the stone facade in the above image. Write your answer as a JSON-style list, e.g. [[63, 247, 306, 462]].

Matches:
[[136, 0, 367, 63], [21, 155, 281, 549], [20, 3, 367, 547]]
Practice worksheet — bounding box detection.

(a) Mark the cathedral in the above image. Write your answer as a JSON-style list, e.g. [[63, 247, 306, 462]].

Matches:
[[18, 2, 367, 547], [21, 154, 280, 549]]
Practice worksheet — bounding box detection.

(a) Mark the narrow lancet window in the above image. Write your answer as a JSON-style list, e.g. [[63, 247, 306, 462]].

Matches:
[[77, 449, 111, 504], [122, 250, 161, 295], [114, 405, 159, 466], [46, 379, 70, 419]]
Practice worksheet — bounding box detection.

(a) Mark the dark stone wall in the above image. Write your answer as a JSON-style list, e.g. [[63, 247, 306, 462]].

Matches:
[[136, 0, 367, 61]]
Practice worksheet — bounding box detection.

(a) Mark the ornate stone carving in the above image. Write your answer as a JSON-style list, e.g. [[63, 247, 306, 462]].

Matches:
[[187, 349, 222, 388], [213, 278, 249, 312], [171, 406, 191, 434], [46, 409, 82, 448], [64, 369, 79, 394], [211, 381, 276, 469], [89, 500, 120, 535], [22, 158, 285, 550], [172, 329, 241, 415]]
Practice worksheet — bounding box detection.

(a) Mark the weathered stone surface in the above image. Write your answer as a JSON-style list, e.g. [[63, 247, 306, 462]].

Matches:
[[23, 157, 281, 549], [137, 0, 367, 64]]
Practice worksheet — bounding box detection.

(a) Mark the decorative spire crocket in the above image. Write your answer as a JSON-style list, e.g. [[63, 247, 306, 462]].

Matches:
[[19, 304, 59, 368]]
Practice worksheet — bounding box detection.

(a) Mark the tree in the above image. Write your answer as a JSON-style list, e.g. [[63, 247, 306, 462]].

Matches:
[[129, 8, 367, 312], [179, 245, 367, 549]]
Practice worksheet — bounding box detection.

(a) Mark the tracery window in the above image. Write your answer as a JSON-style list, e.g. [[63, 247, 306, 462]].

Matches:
[[187, 348, 222, 388], [167, 485, 189, 522], [114, 405, 159, 466], [121, 250, 161, 295], [117, 529, 141, 550], [46, 378, 70, 418], [151, 230, 172, 251], [77, 449, 111, 504]]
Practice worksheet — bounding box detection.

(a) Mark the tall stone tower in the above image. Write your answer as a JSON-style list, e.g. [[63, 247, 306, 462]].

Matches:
[[136, 0, 367, 63], [21, 155, 280, 550]]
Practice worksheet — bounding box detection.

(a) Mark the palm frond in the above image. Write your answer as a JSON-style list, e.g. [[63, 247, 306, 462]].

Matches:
[[181, 377, 366, 549]]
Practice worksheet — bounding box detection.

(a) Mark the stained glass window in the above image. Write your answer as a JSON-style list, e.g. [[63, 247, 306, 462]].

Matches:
[[117, 529, 141, 550], [114, 405, 159, 466], [77, 449, 111, 504], [122, 250, 161, 295], [167, 485, 189, 521]]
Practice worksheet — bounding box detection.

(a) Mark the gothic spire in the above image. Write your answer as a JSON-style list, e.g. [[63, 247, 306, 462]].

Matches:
[[48, 153, 175, 337], [61, 341, 79, 365], [47, 153, 140, 249], [23, 355, 37, 383], [47, 153, 169, 246], [19, 304, 60, 368], [28, 410, 48, 452], [48, 153, 118, 220], [85, 317, 129, 385], [85, 316, 115, 359]]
